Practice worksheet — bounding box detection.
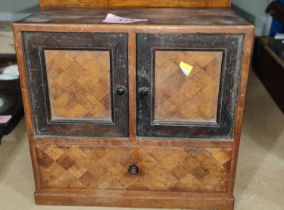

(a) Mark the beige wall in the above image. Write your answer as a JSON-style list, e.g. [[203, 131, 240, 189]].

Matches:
[[0, 0, 38, 12], [232, 0, 272, 35]]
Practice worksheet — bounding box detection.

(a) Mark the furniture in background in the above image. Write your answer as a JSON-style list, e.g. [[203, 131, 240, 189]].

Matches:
[[0, 54, 24, 143], [253, 1, 284, 113], [267, 0, 284, 36], [13, 1, 254, 209]]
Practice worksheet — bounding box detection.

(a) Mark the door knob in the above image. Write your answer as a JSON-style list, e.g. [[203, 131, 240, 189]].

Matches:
[[128, 164, 139, 175], [116, 87, 125, 95], [139, 87, 149, 96]]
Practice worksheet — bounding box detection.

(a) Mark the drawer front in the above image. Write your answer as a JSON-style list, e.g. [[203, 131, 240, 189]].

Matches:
[[23, 32, 128, 137], [137, 33, 244, 139], [36, 145, 232, 192]]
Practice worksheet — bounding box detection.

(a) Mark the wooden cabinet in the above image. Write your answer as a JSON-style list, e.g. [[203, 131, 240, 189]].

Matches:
[[13, 8, 254, 210]]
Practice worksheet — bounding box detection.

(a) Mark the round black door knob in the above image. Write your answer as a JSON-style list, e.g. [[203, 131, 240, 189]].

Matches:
[[139, 88, 149, 96], [128, 164, 139, 175], [116, 87, 125, 95]]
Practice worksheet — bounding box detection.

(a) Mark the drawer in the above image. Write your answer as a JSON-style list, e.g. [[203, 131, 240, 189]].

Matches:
[[137, 33, 244, 139], [36, 145, 232, 192], [22, 32, 129, 137]]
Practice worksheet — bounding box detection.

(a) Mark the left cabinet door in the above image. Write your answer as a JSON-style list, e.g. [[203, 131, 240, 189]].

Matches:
[[22, 32, 129, 137]]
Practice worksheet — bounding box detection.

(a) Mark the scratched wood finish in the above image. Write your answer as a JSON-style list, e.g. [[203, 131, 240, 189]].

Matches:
[[35, 191, 234, 209], [40, 0, 231, 9], [36, 144, 232, 192], [22, 32, 129, 137], [17, 8, 248, 26], [45, 50, 112, 120], [154, 51, 222, 123], [13, 7, 254, 210], [137, 33, 244, 138]]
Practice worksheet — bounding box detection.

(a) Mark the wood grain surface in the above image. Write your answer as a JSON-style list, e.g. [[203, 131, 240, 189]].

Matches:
[[36, 144, 232, 192], [45, 50, 111, 120], [17, 8, 248, 26], [21, 32, 129, 137], [12, 8, 254, 209], [137, 33, 244, 139], [154, 50, 222, 123], [40, 0, 231, 9]]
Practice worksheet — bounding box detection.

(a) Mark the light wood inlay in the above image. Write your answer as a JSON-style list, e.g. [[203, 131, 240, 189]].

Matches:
[[36, 145, 232, 192], [40, 0, 231, 9], [154, 51, 223, 123], [45, 50, 112, 121]]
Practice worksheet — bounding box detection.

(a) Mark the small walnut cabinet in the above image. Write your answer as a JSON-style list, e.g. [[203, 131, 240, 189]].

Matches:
[[13, 8, 254, 210]]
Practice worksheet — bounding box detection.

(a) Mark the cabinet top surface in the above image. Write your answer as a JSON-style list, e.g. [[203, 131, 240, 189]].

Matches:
[[16, 8, 250, 26]]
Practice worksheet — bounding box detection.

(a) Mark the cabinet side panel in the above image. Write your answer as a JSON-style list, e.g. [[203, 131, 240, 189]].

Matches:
[[228, 28, 254, 194]]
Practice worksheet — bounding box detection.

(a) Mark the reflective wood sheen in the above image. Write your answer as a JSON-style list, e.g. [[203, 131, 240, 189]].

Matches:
[[17, 8, 248, 26]]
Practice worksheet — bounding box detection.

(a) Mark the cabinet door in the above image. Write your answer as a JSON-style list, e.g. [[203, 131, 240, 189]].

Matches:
[[137, 33, 244, 139], [23, 32, 128, 137]]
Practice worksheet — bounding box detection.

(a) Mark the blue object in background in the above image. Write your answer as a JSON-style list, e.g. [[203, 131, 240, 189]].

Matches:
[[270, 0, 284, 36]]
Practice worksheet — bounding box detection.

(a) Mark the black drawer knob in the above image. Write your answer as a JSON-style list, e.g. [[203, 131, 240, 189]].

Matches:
[[116, 87, 125, 95], [128, 164, 139, 175], [139, 88, 149, 96]]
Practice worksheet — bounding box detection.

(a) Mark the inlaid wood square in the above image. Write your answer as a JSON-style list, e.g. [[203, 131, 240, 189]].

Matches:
[[154, 51, 223, 123], [45, 50, 112, 121], [36, 145, 232, 192]]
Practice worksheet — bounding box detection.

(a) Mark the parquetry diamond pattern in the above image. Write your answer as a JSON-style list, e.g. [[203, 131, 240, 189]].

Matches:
[[36, 145, 232, 192], [154, 51, 223, 122], [44, 50, 111, 120]]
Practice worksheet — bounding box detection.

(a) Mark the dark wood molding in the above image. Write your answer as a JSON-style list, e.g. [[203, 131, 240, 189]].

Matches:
[[23, 32, 129, 137]]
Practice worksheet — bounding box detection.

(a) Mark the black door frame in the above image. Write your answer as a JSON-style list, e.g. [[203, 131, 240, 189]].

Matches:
[[137, 33, 244, 139], [23, 32, 129, 137]]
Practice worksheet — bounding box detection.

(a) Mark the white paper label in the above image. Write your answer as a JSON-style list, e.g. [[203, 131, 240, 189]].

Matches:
[[0, 115, 12, 124], [102, 13, 148, 24]]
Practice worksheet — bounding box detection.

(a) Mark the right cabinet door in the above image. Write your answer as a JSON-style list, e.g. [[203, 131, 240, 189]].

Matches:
[[137, 33, 244, 139]]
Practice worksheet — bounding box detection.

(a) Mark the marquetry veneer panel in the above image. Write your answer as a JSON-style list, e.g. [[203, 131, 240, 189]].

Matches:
[[45, 50, 111, 121], [36, 145, 232, 192], [154, 51, 222, 123]]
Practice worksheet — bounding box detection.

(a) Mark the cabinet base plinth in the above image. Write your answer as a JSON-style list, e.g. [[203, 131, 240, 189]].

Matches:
[[35, 191, 234, 210]]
